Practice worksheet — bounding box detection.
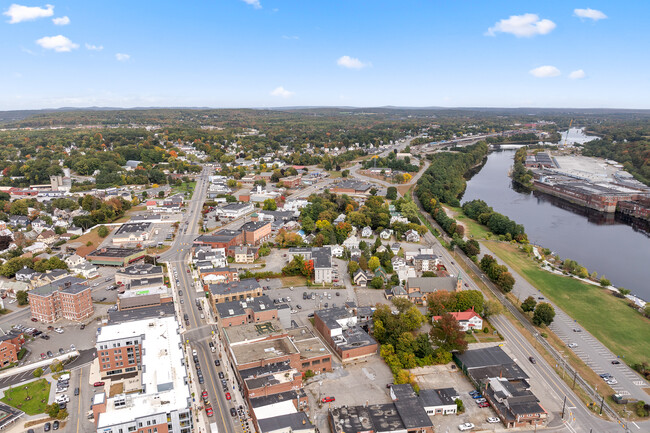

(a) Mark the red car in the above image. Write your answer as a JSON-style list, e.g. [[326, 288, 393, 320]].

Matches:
[[321, 396, 335, 403], [93, 382, 105, 387], [225, 392, 231, 400], [478, 402, 490, 408], [31, 318, 38, 322], [201, 391, 208, 401], [187, 270, 190, 273], [40, 353, 47, 359], [206, 406, 214, 417]]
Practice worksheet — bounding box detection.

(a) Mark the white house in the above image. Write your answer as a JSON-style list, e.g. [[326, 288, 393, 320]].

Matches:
[[65, 254, 86, 268], [432, 308, 483, 332], [404, 229, 420, 243], [361, 226, 373, 238], [327, 245, 344, 258], [343, 235, 360, 250], [380, 229, 393, 240]]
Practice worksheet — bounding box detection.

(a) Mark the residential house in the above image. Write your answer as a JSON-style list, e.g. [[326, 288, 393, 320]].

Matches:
[[65, 254, 86, 268], [352, 269, 369, 287], [361, 226, 373, 238], [380, 229, 393, 240], [432, 308, 483, 332], [390, 243, 401, 255], [404, 229, 421, 243], [328, 245, 344, 258], [342, 236, 360, 250], [413, 254, 440, 272], [234, 246, 258, 264]]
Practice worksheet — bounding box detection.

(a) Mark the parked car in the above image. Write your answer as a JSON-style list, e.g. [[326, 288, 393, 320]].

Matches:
[[74, 387, 79, 396], [58, 348, 64, 355], [53, 420, 60, 430], [478, 402, 490, 408], [611, 360, 621, 365], [458, 423, 475, 431], [475, 398, 487, 404], [225, 392, 231, 400], [218, 372, 224, 379], [202, 390, 208, 402], [206, 406, 214, 417], [472, 394, 483, 399], [44, 422, 51, 431], [321, 396, 335, 403], [54, 328, 64, 334], [47, 350, 53, 358], [214, 359, 220, 367], [487, 417, 500, 423], [30, 318, 38, 322], [94, 381, 105, 387], [230, 408, 237, 417]]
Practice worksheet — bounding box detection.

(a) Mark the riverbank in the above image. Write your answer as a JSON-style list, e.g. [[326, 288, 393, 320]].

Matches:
[[482, 240, 650, 367]]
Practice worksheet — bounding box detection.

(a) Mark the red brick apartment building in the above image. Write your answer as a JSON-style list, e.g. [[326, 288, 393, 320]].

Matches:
[[28, 277, 94, 323], [0, 333, 24, 366], [241, 221, 272, 245]]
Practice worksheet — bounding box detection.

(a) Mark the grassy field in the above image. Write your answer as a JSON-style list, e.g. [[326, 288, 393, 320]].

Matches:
[[444, 205, 492, 239], [68, 226, 113, 249], [483, 241, 650, 366], [1, 379, 51, 415], [171, 181, 196, 196]]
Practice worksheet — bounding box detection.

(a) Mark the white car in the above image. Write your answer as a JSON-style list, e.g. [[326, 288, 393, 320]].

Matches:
[[55, 387, 68, 394], [568, 343, 578, 348], [458, 423, 475, 431], [487, 417, 500, 423], [56, 395, 70, 403], [606, 378, 618, 385], [54, 328, 64, 334]]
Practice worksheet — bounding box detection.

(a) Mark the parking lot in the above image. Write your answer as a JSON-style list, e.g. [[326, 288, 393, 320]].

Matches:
[[413, 364, 502, 432], [304, 356, 394, 433]]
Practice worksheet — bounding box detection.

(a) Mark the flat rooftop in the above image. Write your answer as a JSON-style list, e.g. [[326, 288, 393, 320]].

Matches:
[[230, 336, 299, 367], [114, 222, 152, 235], [89, 247, 144, 258], [108, 303, 176, 324], [96, 316, 190, 429], [223, 319, 285, 345], [118, 264, 163, 276]]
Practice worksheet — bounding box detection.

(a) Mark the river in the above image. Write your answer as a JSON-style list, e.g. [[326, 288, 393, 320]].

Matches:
[[461, 149, 650, 301]]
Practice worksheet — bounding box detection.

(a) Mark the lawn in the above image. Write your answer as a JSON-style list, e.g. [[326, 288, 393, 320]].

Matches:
[[444, 205, 492, 240], [483, 241, 650, 366], [1, 379, 51, 415], [171, 181, 196, 196], [67, 226, 113, 249]]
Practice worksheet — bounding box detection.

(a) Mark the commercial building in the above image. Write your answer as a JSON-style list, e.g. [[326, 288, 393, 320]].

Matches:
[[258, 412, 315, 433], [215, 295, 278, 327], [287, 247, 332, 284], [112, 222, 154, 245], [117, 276, 172, 311], [330, 180, 372, 195], [210, 278, 262, 304], [93, 316, 192, 433], [279, 175, 302, 188], [234, 246, 259, 263], [241, 221, 273, 245], [115, 264, 164, 285], [216, 202, 255, 219], [87, 247, 146, 267], [28, 277, 94, 323], [194, 230, 244, 252], [313, 307, 378, 362], [454, 347, 546, 428], [329, 401, 434, 433]]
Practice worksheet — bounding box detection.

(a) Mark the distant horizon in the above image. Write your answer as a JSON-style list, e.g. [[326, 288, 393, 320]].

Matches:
[[3, 104, 650, 113]]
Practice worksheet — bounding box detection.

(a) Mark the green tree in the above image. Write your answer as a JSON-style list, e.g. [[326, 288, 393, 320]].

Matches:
[[532, 302, 555, 326], [97, 225, 109, 237], [46, 402, 60, 418], [16, 290, 28, 306], [496, 271, 515, 292], [455, 290, 484, 313], [600, 277, 611, 287], [33, 367, 44, 378], [347, 260, 359, 277], [521, 296, 537, 312], [430, 312, 468, 353], [263, 199, 277, 211], [400, 200, 419, 223], [368, 256, 381, 271], [370, 276, 384, 290], [301, 216, 315, 233], [386, 187, 397, 200]]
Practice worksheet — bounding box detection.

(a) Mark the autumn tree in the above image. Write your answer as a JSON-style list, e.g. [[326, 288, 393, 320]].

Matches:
[[430, 312, 468, 353], [532, 302, 555, 326]]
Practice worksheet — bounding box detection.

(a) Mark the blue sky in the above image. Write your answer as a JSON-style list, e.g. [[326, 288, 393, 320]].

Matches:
[[0, 1, 648, 110]]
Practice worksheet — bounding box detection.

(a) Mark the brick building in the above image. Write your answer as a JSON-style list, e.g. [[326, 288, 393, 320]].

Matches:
[[241, 221, 272, 245], [329, 180, 372, 195], [0, 333, 24, 366], [313, 307, 378, 362], [194, 230, 244, 252], [210, 278, 262, 304], [28, 277, 94, 323], [215, 295, 278, 327], [86, 247, 146, 267]]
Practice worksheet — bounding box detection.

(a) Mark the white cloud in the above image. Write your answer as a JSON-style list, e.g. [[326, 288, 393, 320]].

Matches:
[[282, 35, 299, 40], [486, 13, 556, 37], [35, 35, 79, 52], [569, 69, 586, 79], [574, 8, 607, 21], [85, 43, 103, 51], [52, 15, 70, 26], [337, 55, 370, 69], [115, 53, 130, 62], [270, 86, 294, 98], [241, 0, 261, 9], [4, 3, 54, 23], [529, 65, 561, 78]]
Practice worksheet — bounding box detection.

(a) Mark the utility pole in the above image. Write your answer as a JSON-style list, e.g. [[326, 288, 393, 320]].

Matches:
[[561, 396, 566, 419], [599, 395, 604, 415], [572, 370, 577, 390]]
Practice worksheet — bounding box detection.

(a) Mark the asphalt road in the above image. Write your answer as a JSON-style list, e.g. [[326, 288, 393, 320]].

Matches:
[[480, 246, 650, 401]]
